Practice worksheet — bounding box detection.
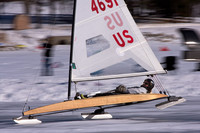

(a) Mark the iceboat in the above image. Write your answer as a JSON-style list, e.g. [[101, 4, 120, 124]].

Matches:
[[14, 0, 185, 124]]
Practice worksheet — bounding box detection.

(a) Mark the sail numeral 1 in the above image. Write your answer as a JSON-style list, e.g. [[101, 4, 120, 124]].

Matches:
[[91, 0, 119, 14]]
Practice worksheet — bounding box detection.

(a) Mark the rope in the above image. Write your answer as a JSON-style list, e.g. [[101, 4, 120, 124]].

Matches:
[[152, 76, 163, 94], [155, 75, 169, 95], [22, 63, 42, 115], [22, 84, 33, 115], [22, 3, 58, 114], [153, 75, 170, 96], [150, 76, 162, 94]]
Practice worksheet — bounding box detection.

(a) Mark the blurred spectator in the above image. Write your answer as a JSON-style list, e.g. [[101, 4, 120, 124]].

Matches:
[[41, 39, 54, 76], [163, 56, 177, 71]]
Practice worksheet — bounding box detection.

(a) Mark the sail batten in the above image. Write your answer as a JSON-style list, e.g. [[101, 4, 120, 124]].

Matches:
[[71, 0, 165, 82]]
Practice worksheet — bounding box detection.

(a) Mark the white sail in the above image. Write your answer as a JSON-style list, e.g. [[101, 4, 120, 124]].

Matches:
[[71, 0, 166, 82]]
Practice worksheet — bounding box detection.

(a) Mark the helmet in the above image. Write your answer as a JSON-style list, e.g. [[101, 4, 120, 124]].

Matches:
[[141, 79, 154, 92]]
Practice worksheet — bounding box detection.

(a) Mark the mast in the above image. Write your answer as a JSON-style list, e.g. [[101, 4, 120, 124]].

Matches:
[[68, 0, 77, 100]]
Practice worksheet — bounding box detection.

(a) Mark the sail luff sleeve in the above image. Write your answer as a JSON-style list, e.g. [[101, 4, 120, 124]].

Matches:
[[68, 0, 77, 100]]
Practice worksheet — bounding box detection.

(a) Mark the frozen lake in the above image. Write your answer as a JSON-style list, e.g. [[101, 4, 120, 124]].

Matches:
[[1, 23, 200, 132], [0, 96, 199, 133]]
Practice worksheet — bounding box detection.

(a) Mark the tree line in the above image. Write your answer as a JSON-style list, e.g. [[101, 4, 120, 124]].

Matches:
[[125, 0, 200, 18]]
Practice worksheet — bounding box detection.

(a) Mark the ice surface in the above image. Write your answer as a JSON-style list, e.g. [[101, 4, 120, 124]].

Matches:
[[0, 97, 200, 133]]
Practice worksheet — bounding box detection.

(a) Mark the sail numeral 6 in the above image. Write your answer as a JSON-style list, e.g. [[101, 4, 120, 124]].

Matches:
[[98, 0, 106, 11], [91, 0, 119, 14]]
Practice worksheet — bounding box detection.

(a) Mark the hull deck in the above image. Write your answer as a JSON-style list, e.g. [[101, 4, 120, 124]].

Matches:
[[24, 94, 168, 116]]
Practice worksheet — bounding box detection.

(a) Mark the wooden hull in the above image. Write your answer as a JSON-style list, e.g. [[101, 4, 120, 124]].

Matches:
[[24, 94, 167, 116]]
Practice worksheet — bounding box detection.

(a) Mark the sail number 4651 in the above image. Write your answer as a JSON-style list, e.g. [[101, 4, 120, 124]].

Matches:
[[91, 0, 119, 14]]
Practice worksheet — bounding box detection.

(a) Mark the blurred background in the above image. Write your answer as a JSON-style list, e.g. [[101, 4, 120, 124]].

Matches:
[[0, 0, 200, 101], [0, 0, 200, 26], [0, 0, 200, 69]]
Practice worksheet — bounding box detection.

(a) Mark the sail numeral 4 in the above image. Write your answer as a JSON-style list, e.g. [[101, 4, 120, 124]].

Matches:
[[91, 0, 119, 14]]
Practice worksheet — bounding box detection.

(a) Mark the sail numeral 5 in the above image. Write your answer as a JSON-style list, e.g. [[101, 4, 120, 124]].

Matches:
[[91, 0, 119, 14]]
